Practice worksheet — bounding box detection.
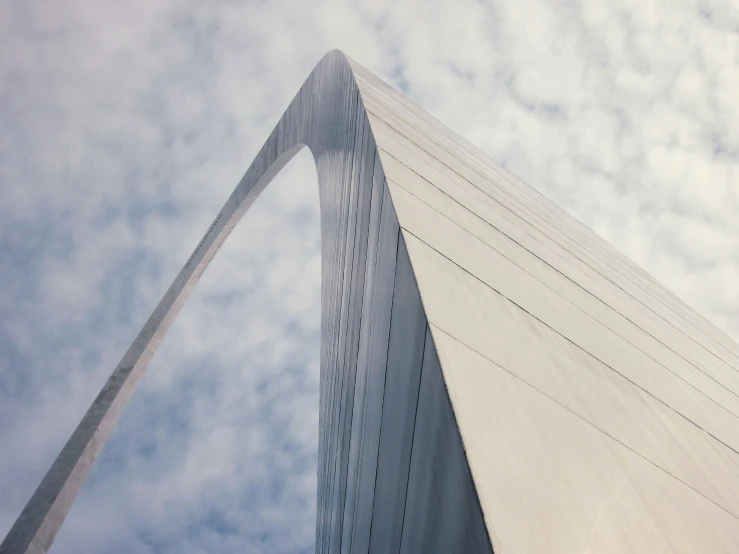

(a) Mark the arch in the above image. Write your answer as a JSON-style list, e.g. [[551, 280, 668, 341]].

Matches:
[[9, 47, 739, 554], [1, 51, 491, 554]]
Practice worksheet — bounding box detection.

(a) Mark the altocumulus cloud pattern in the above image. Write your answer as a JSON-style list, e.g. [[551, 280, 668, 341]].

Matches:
[[3, 50, 739, 554]]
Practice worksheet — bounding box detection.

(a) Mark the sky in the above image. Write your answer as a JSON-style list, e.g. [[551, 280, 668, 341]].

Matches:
[[0, 0, 738, 552]]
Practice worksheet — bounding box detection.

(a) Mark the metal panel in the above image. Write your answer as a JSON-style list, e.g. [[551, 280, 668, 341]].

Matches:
[[378, 158, 739, 401], [388, 181, 739, 427], [432, 328, 739, 553], [366, 111, 739, 388], [400, 327, 492, 554], [353, 61, 739, 361], [354, 77, 739, 366], [401, 230, 739, 518], [368, 236, 427, 553], [341, 167, 400, 554]]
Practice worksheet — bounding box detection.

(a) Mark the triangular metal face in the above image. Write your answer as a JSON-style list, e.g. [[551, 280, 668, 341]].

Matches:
[[356, 54, 739, 553]]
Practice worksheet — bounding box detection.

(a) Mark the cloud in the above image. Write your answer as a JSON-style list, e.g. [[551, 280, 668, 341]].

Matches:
[[1, 0, 737, 552]]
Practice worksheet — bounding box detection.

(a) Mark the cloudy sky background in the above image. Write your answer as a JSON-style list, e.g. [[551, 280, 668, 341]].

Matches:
[[1, 0, 738, 552]]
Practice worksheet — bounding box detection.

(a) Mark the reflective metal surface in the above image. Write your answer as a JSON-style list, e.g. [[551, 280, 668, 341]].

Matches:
[[3, 49, 739, 554]]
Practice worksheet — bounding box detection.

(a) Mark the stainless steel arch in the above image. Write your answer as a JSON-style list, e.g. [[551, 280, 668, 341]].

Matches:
[[0, 50, 491, 554], [6, 48, 739, 554]]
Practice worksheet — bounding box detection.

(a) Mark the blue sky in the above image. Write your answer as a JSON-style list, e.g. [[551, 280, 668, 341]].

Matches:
[[1, 0, 738, 552]]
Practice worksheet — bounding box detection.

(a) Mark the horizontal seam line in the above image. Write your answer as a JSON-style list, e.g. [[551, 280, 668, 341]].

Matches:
[[382, 171, 739, 411], [399, 226, 739, 456], [427, 322, 739, 522]]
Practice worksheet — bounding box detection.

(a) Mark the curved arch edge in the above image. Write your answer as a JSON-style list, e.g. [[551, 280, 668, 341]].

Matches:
[[0, 50, 493, 554]]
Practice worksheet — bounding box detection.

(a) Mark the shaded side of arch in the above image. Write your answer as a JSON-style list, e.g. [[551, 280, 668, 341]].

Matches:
[[0, 51, 492, 554]]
